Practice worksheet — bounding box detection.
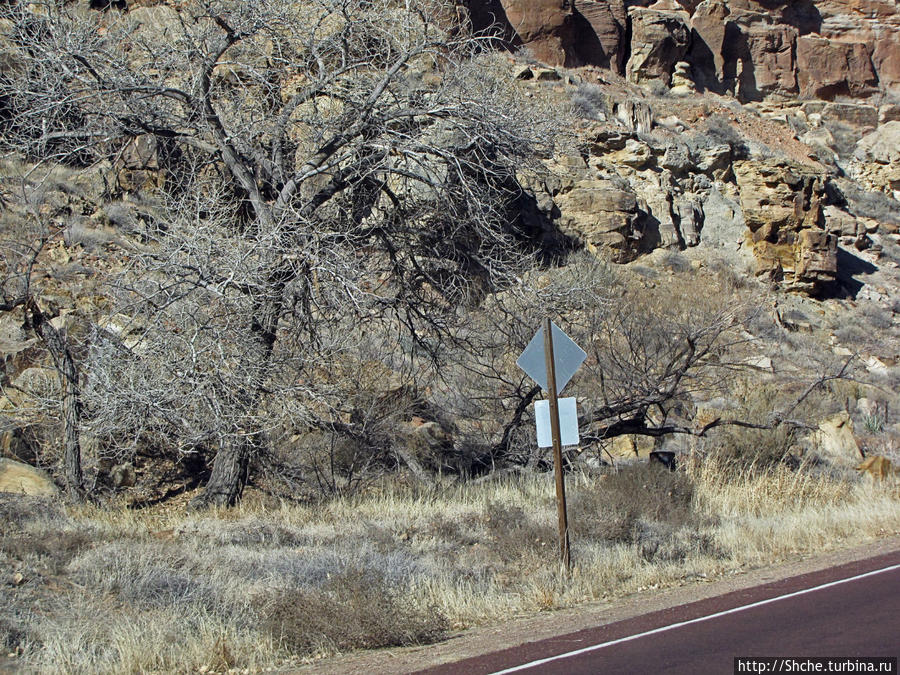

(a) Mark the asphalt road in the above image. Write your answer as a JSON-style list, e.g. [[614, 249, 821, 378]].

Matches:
[[419, 550, 900, 675]]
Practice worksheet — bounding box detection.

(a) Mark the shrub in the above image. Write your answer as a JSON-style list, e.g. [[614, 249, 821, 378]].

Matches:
[[481, 502, 557, 563], [258, 567, 447, 655], [569, 464, 697, 543], [835, 180, 900, 225], [572, 83, 609, 120], [0, 616, 30, 652]]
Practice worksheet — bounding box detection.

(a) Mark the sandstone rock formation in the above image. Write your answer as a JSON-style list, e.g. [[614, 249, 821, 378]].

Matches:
[[738, 24, 799, 100], [626, 6, 692, 85], [499, 0, 575, 66], [575, 0, 628, 71], [733, 159, 837, 293], [554, 177, 644, 262], [797, 36, 878, 100], [498, 0, 900, 102]]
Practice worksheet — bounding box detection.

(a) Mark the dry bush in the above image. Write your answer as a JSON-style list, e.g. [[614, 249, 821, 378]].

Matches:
[[0, 615, 29, 652], [699, 382, 805, 472], [571, 83, 610, 120], [480, 502, 557, 564], [568, 464, 716, 563], [258, 567, 447, 655], [0, 494, 64, 531]]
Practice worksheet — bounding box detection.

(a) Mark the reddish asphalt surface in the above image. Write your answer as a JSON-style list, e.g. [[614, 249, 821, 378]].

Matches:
[[418, 550, 900, 675]]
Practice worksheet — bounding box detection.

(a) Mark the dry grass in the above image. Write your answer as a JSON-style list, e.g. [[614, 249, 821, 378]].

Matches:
[[1, 459, 899, 673]]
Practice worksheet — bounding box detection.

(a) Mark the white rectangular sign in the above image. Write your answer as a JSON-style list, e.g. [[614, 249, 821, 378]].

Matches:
[[535, 397, 579, 448]]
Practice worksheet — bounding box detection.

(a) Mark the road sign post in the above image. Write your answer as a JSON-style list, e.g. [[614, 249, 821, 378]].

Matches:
[[543, 317, 571, 569], [516, 319, 585, 571]]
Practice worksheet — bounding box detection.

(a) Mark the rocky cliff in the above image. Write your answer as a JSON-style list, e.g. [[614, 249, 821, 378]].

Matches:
[[481, 0, 899, 102]]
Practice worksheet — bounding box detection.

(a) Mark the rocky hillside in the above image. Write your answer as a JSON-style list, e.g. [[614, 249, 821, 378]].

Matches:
[[1, 0, 899, 501], [466, 0, 900, 299]]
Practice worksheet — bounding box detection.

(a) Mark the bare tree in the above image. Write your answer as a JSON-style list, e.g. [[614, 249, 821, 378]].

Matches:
[[0, 220, 85, 501], [0, 0, 562, 505]]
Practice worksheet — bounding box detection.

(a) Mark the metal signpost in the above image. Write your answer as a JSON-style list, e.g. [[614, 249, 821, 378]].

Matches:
[[516, 318, 586, 569]]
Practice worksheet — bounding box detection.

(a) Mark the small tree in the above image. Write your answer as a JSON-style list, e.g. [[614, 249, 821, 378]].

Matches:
[[0, 214, 85, 501], [1, 0, 562, 505]]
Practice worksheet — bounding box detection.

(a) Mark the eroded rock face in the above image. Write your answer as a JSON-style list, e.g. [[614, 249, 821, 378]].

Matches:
[[504, 0, 899, 102], [554, 178, 644, 262], [734, 159, 837, 293], [574, 0, 628, 71], [627, 7, 692, 85], [738, 24, 798, 100], [797, 36, 879, 100], [499, 0, 575, 66], [689, 1, 731, 90]]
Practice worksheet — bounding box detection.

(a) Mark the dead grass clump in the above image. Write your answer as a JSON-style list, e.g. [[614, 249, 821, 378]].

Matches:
[[0, 494, 64, 531], [0, 616, 30, 652], [690, 456, 854, 520], [258, 568, 447, 656], [0, 528, 95, 575], [480, 502, 557, 564], [175, 515, 312, 547], [568, 464, 717, 563], [66, 542, 223, 612], [709, 424, 797, 472], [570, 463, 696, 541], [702, 383, 802, 472]]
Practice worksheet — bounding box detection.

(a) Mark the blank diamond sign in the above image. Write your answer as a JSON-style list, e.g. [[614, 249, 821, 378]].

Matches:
[[516, 321, 586, 394]]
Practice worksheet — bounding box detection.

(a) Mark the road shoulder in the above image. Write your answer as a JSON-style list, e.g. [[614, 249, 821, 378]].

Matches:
[[290, 535, 900, 675]]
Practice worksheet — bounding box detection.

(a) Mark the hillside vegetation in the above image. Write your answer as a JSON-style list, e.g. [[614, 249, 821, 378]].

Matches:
[[1, 0, 899, 671]]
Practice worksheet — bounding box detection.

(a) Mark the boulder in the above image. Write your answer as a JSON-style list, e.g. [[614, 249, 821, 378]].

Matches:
[[796, 37, 878, 100], [734, 159, 837, 293], [660, 143, 693, 176], [116, 134, 174, 193], [605, 434, 656, 460], [820, 103, 879, 131], [824, 205, 861, 237], [855, 121, 900, 165], [626, 7, 692, 86], [610, 139, 654, 169], [554, 179, 643, 262], [0, 458, 58, 496], [695, 143, 732, 180], [880, 104, 900, 124]]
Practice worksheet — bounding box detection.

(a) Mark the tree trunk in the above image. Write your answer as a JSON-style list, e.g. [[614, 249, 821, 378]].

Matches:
[[191, 276, 286, 508], [196, 435, 251, 507], [25, 298, 85, 502]]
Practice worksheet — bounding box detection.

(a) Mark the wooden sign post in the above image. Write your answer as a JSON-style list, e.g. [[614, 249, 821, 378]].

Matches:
[[516, 318, 584, 570], [542, 317, 571, 569]]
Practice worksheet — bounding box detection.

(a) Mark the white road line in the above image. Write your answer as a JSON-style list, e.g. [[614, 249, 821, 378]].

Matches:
[[489, 562, 900, 675]]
